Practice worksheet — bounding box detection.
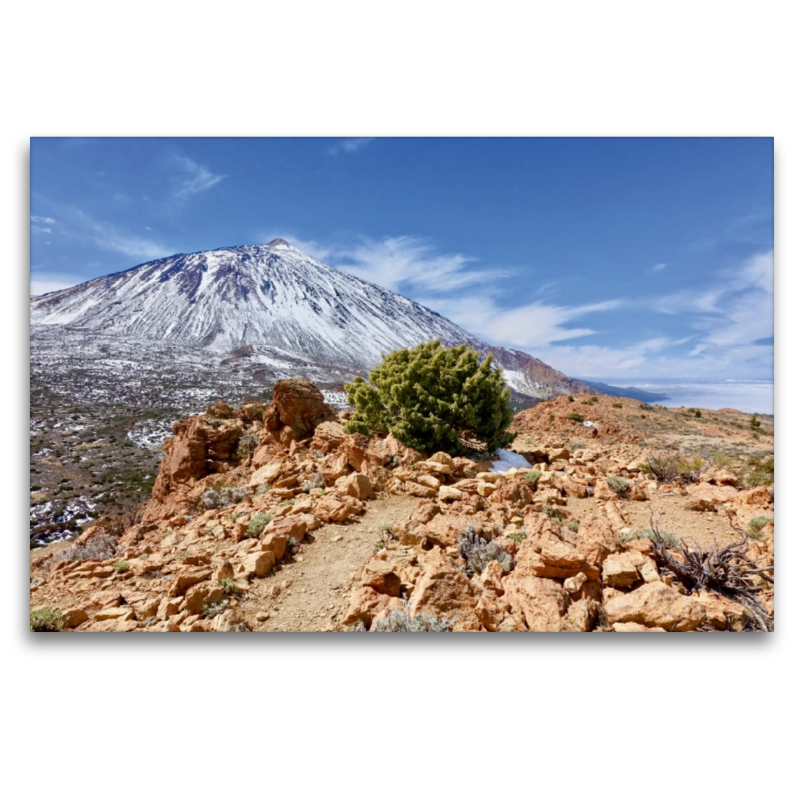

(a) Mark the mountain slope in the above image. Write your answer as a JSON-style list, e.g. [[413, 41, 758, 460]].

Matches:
[[31, 238, 592, 400]]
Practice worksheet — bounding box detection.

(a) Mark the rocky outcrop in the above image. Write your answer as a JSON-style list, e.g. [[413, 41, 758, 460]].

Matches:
[[29, 381, 773, 634], [263, 379, 336, 444]]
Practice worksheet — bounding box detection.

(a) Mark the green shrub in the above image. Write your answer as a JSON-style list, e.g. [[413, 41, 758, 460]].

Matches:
[[744, 456, 773, 487], [612, 402, 623, 408], [30, 608, 64, 632], [245, 514, 273, 538], [344, 341, 514, 455], [524, 470, 542, 486], [567, 413, 585, 423], [506, 528, 527, 544], [567, 395, 575, 402], [606, 475, 630, 497], [219, 578, 241, 595], [113, 561, 130, 573], [750, 414, 762, 430], [748, 516, 772, 540], [640, 451, 687, 484], [202, 599, 230, 619]]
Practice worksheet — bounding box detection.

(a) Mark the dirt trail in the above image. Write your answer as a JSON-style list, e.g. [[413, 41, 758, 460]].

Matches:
[[236, 494, 418, 632]]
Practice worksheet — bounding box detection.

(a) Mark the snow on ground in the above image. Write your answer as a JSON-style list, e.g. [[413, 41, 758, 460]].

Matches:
[[488, 449, 532, 473], [321, 390, 349, 408]]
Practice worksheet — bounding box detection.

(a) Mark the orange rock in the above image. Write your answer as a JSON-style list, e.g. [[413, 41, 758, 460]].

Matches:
[[407, 548, 480, 629], [361, 558, 403, 597], [341, 586, 391, 628], [336, 472, 375, 500], [242, 550, 276, 578], [604, 582, 706, 631], [602, 551, 646, 588], [262, 379, 336, 443], [501, 572, 572, 631], [313, 494, 364, 523], [168, 567, 213, 597]]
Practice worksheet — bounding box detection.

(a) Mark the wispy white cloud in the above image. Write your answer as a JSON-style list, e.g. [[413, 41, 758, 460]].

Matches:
[[653, 262, 666, 272], [327, 137, 374, 156], [172, 156, 226, 200], [420, 296, 623, 346], [31, 215, 56, 224], [31, 226, 51, 234], [63, 208, 171, 260]]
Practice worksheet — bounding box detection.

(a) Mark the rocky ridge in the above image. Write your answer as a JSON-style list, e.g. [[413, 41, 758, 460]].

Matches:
[[30, 382, 774, 633]]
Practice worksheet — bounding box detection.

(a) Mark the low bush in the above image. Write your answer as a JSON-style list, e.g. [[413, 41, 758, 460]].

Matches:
[[458, 526, 513, 576], [567, 413, 585, 423], [30, 607, 63, 632], [202, 485, 250, 510], [747, 516, 772, 540], [606, 475, 630, 498], [113, 560, 130, 573], [639, 451, 705, 484], [51, 533, 117, 565], [612, 402, 622, 408], [219, 578, 241, 595], [236, 431, 259, 458], [523, 470, 542, 486], [506, 527, 527, 544], [202, 599, 230, 619], [370, 603, 455, 632], [245, 513, 273, 538]]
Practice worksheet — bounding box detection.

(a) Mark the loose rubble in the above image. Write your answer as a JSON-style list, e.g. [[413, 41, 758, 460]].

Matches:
[[30, 386, 774, 633]]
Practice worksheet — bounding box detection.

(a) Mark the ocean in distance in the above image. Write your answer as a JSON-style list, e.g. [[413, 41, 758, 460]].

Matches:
[[584, 378, 774, 415]]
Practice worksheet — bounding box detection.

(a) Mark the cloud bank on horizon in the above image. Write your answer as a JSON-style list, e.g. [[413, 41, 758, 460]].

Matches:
[[30, 137, 774, 382]]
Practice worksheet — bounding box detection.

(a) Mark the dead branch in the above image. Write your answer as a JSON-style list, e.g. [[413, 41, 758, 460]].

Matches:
[[646, 507, 774, 632]]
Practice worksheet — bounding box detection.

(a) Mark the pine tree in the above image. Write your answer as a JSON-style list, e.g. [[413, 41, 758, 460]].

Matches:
[[343, 341, 514, 455]]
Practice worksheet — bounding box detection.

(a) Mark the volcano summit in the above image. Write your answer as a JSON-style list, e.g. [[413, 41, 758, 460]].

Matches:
[[31, 238, 590, 399]]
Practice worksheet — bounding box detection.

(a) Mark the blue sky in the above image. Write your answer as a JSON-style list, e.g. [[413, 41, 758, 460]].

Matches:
[[30, 137, 773, 381]]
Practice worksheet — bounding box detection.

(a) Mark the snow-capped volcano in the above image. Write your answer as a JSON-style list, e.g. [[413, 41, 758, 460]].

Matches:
[[31, 239, 487, 368], [31, 239, 591, 399]]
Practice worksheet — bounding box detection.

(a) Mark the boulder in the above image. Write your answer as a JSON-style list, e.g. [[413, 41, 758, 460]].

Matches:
[[310, 420, 346, 454], [476, 481, 496, 497], [313, 494, 364, 523], [604, 582, 706, 631], [263, 379, 336, 442], [185, 583, 225, 615], [693, 590, 751, 631], [242, 550, 276, 578], [438, 485, 464, 503], [168, 567, 213, 597], [405, 481, 438, 498], [361, 559, 403, 597], [612, 622, 666, 632], [335, 472, 376, 500], [492, 479, 533, 508], [424, 514, 489, 549], [61, 607, 89, 628], [684, 483, 739, 511], [575, 517, 620, 568], [407, 548, 480, 630], [602, 551, 646, 588], [341, 586, 391, 628], [501, 572, 576, 632]]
